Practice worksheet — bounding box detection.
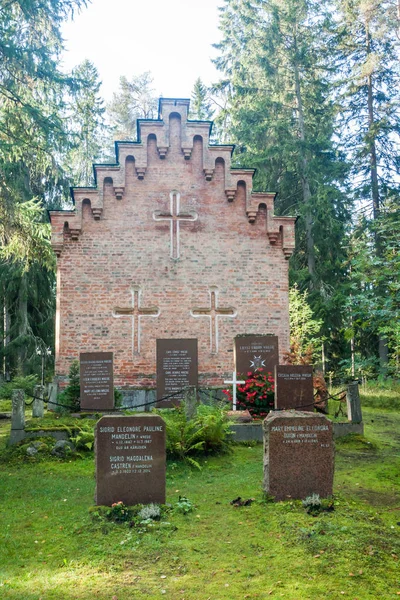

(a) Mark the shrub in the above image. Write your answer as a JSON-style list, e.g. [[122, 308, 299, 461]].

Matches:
[[57, 360, 80, 412], [154, 399, 232, 467], [0, 374, 39, 400], [114, 388, 123, 407], [223, 369, 274, 418], [70, 425, 95, 451]]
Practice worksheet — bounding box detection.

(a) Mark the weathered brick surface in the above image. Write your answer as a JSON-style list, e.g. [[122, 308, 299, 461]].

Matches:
[[50, 99, 296, 389]]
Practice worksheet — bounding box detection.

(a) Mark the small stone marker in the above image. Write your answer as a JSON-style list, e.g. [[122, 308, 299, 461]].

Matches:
[[274, 365, 314, 411], [10, 389, 25, 445], [47, 380, 59, 412], [32, 385, 45, 418], [234, 335, 279, 377], [156, 339, 198, 407], [263, 411, 334, 501], [80, 352, 114, 411], [95, 415, 166, 506], [346, 381, 362, 424]]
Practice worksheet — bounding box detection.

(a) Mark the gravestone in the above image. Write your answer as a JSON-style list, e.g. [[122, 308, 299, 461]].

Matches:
[[80, 352, 114, 411], [95, 415, 166, 506], [274, 365, 314, 411], [47, 381, 59, 412], [346, 381, 362, 424], [263, 411, 334, 501], [234, 335, 279, 377], [32, 385, 45, 418], [9, 389, 25, 445], [156, 339, 198, 408]]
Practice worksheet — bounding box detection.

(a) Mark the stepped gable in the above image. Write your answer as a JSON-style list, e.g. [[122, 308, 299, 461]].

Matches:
[[49, 97, 297, 389], [49, 98, 296, 259]]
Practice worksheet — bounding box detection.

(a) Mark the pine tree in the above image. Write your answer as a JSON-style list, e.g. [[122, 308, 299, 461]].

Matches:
[[107, 72, 158, 141]]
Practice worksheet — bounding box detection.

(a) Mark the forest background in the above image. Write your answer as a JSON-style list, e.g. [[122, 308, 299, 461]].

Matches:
[[0, 0, 399, 386]]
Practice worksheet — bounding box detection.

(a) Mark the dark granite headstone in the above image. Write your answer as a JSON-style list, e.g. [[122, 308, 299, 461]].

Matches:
[[234, 335, 279, 377], [274, 365, 314, 411], [263, 411, 334, 501], [95, 415, 166, 506], [80, 352, 114, 411], [156, 339, 198, 407]]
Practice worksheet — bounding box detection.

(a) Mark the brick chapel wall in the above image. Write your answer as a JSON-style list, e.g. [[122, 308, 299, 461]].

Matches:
[[51, 99, 295, 388]]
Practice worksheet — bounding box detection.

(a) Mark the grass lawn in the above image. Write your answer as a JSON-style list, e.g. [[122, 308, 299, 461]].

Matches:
[[0, 405, 399, 599]]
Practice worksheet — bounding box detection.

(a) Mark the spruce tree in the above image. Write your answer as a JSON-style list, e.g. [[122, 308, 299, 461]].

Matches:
[[335, 0, 400, 371], [0, 0, 87, 376], [66, 60, 107, 187], [214, 0, 352, 369], [190, 78, 214, 120]]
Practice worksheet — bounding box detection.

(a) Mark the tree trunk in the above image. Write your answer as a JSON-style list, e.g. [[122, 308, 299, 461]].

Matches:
[[367, 74, 380, 223], [17, 273, 28, 374], [366, 25, 388, 372], [3, 298, 11, 381]]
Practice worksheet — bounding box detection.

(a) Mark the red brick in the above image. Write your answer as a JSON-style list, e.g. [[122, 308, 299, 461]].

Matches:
[[49, 99, 296, 388]]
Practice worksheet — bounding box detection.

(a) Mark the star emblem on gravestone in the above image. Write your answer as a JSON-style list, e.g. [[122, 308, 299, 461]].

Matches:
[[250, 356, 266, 369]]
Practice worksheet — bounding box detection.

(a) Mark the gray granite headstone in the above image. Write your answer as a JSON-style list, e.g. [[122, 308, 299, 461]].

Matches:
[[47, 381, 60, 412], [32, 385, 45, 418], [120, 389, 156, 412], [95, 415, 166, 506], [263, 411, 334, 501], [10, 389, 25, 444], [346, 382, 362, 424]]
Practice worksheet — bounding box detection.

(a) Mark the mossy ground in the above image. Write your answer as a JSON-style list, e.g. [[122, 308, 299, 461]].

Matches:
[[0, 403, 399, 599]]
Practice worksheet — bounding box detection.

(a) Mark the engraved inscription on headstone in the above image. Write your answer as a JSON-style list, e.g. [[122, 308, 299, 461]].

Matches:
[[274, 365, 314, 411], [263, 411, 334, 501], [156, 339, 198, 407], [95, 415, 166, 506], [234, 335, 279, 377], [80, 352, 114, 411]]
